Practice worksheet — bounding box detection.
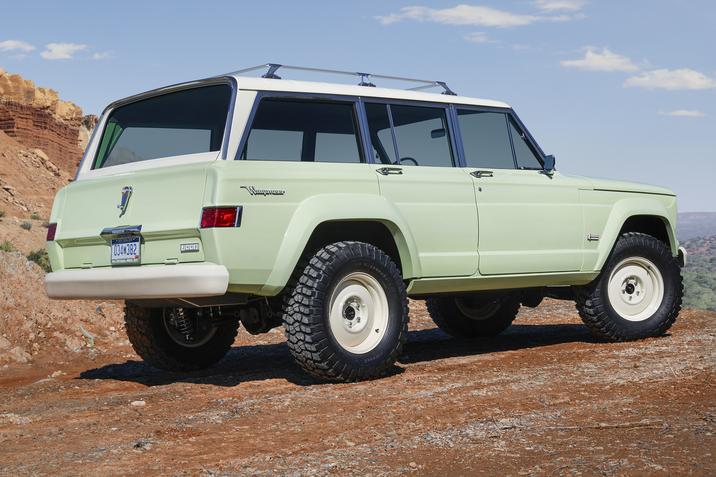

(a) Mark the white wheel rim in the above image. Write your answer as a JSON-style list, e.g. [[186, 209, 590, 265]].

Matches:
[[328, 271, 389, 354], [607, 256, 664, 322]]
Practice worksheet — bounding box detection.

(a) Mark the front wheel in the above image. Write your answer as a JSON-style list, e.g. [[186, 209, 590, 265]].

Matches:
[[282, 241, 409, 382], [575, 232, 683, 341]]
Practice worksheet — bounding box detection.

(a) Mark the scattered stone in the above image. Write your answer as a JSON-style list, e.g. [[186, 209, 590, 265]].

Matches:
[[130, 400, 146, 407]]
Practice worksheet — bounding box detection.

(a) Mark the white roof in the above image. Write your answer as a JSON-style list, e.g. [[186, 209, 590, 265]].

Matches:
[[229, 75, 511, 109]]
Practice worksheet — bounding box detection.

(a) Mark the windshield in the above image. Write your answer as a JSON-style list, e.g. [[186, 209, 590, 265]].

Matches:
[[92, 84, 232, 169]]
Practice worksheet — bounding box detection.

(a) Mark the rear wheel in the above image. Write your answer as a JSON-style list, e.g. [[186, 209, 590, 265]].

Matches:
[[282, 241, 409, 382], [125, 304, 239, 371], [426, 294, 521, 338], [575, 232, 683, 341]]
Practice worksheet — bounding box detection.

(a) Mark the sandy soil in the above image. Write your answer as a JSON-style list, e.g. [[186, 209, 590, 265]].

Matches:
[[0, 299, 714, 476]]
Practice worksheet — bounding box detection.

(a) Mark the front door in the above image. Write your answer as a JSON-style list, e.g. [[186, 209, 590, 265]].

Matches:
[[365, 102, 478, 278], [455, 108, 583, 275]]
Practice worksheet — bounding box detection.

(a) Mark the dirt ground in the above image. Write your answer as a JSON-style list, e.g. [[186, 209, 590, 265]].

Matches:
[[0, 299, 714, 477]]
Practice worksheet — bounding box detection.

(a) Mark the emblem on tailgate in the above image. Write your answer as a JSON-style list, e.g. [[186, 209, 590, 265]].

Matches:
[[117, 186, 133, 217]]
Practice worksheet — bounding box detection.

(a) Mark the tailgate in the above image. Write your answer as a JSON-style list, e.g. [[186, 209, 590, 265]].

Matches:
[[53, 162, 211, 269]]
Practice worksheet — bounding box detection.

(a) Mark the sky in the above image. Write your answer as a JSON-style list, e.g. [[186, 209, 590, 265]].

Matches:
[[1, 0, 714, 211]]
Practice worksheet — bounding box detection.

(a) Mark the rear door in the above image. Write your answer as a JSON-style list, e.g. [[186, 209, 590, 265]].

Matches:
[[53, 83, 233, 269], [365, 102, 478, 278], [455, 108, 583, 275]]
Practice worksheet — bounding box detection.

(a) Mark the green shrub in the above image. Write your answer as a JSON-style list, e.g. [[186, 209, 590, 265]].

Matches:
[[0, 209, 5, 218], [20, 221, 32, 231], [27, 249, 51, 273], [0, 240, 14, 252], [30, 212, 41, 220]]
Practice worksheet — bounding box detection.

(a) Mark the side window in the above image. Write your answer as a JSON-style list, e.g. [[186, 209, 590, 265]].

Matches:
[[457, 110, 514, 169], [365, 103, 397, 164], [242, 98, 362, 163], [509, 119, 543, 170], [390, 105, 454, 167]]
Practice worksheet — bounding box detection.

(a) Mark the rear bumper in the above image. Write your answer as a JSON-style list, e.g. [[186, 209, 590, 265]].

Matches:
[[45, 263, 229, 300]]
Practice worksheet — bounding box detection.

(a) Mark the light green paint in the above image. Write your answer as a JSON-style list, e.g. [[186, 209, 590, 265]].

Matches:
[[47, 92, 680, 299]]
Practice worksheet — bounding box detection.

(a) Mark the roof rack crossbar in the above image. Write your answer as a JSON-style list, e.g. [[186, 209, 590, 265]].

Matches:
[[228, 63, 457, 95]]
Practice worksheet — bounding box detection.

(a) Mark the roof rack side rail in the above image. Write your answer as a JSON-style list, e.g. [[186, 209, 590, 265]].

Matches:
[[228, 63, 457, 95]]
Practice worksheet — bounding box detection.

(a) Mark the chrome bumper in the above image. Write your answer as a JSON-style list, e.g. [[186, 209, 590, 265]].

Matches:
[[45, 263, 229, 300]]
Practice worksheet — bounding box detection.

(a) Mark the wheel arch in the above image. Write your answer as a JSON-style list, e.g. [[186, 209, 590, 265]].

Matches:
[[258, 193, 420, 295], [594, 198, 678, 272]]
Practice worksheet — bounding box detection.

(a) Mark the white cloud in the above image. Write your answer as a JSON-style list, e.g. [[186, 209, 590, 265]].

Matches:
[[534, 0, 586, 12], [40, 43, 87, 60], [91, 51, 110, 60], [0, 39, 35, 53], [659, 109, 706, 118], [377, 5, 541, 28], [560, 47, 638, 72], [624, 68, 716, 90], [463, 31, 492, 43]]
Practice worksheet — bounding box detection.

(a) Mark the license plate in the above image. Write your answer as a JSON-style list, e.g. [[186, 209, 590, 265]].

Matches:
[[111, 236, 141, 265]]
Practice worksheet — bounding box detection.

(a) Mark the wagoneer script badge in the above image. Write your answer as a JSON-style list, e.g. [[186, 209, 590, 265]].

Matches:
[[117, 186, 133, 217], [240, 185, 285, 196]]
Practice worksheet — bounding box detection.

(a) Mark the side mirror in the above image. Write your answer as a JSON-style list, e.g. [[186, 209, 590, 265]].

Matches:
[[543, 154, 556, 172]]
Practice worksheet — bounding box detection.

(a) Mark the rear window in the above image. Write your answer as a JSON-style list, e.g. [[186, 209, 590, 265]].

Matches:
[[92, 84, 232, 169]]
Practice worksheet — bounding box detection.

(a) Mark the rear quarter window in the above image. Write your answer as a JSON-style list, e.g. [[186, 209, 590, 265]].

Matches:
[[241, 98, 363, 163], [93, 84, 232, 169]]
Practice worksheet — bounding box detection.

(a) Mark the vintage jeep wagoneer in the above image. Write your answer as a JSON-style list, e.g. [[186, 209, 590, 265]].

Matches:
[[45, 64, 686, 381]]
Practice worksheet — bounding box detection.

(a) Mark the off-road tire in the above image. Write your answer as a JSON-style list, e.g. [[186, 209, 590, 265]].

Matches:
[[426, 295, 521, 338], [282, 241, 409, 382], [575, 232, 683, 341], [124, 304, 239, 371]]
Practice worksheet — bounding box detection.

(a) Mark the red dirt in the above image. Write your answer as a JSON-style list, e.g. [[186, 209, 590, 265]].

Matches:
[[1, 299, 714, 476]]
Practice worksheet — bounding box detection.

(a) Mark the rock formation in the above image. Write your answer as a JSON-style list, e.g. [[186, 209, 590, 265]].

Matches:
[[0, 68, 92, 172]]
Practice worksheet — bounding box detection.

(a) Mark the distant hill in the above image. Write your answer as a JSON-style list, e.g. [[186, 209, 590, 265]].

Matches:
[[682, 235, 716, 312], [678, 212, 716, 241]]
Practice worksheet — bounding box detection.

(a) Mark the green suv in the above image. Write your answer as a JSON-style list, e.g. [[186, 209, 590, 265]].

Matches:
[[45, 65, 686, 382]]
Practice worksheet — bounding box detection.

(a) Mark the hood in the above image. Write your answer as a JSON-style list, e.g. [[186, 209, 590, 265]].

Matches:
[[584, 177, 675, 196]]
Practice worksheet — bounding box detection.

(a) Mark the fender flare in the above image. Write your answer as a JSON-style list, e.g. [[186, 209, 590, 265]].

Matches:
[[594, 197, 677, 271], [258, 193, 420, 294]]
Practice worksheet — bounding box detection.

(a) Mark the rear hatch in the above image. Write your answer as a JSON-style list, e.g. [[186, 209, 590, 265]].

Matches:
[[55, 162, 211, 269], [50, 81, 234, 270]]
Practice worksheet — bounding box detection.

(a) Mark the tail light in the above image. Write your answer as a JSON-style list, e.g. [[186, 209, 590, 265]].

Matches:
[[46, 223, 57, 241], [200, 207, 242, 228]]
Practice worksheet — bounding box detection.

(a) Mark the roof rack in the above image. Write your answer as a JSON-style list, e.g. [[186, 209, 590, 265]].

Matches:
[[229, 63, 457, 96]]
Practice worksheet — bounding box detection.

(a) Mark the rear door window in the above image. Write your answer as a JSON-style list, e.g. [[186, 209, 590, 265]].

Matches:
[[241, 98, 362, 163], [390, 105, 454, 167], [93, 84, 232, 169], [457, 110, 515, 169], [365, 103, 454, 167]]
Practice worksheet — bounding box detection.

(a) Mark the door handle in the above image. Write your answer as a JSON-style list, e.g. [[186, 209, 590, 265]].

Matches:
[[470, 170, 493, 178], [377, 167, 403, 176]]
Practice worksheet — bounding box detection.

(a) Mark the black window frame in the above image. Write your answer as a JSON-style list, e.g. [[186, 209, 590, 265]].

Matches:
[[235, 92, 368, 164], [361, 98, 459, 168], [235, 91, 547, 172]]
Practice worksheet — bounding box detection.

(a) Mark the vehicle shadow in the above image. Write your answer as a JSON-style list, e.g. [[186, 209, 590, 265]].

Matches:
[[78, 323, 600, 388]]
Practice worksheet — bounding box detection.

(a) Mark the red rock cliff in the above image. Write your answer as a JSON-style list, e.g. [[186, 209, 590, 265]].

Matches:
[[0, 68, 87, 172]]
